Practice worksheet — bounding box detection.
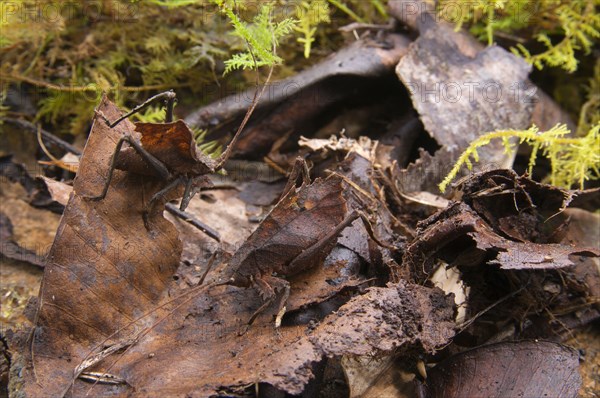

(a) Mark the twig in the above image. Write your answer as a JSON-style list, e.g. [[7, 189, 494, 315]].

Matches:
[[1, 73, 188, 93], [3, 118, 82, 156]]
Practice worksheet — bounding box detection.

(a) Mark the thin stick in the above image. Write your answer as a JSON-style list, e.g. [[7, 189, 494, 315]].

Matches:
[[36, 125, 79, 173], [215, 13, 277, 171]]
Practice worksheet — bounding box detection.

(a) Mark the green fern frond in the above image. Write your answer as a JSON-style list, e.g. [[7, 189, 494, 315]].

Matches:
[[294, 1, 330, 58], [193, 127, 222, 159], [219, 2, 296, 74], [439, 123, 600, 192]]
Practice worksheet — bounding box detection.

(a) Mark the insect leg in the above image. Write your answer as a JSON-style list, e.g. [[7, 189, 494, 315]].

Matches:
[[354, 210, 397, 250], [84, 134, 173, 201], [287, 210, 361, 272], [164, 203, 221, 242], [247, 276, 290, 327], [180, 177, 195, 211], [142, 176, 185, 229]]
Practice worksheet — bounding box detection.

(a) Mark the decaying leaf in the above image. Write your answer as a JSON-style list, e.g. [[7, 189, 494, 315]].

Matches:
[[404, 170, 599, 280], [9, 96, 183, 397], [312, 281, 455, 357], [419, 341, 581, 397]]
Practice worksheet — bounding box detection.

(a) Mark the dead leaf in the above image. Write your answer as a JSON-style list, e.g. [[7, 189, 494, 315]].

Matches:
[[420, 341, 581, 397], [404, 170, 599, 280], [39, 176, 72, 207], [392, 8, 534, 193], [9, 96, 183, 397], [129, 120, 215, 175], [312, 282, 455, 357], [388, 0, 576, 132]]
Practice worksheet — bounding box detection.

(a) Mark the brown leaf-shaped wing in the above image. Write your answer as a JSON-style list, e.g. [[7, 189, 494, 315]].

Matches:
[[229, 176, 347, 280], [13, 96, 182, 397], [135, 120, 214, 174]]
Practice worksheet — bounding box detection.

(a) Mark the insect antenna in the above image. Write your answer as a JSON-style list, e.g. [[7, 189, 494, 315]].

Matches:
[[107, 90, 177, 128]]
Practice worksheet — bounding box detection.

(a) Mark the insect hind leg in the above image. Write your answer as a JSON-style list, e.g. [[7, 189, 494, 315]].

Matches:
[[247, 276, 290, 327]]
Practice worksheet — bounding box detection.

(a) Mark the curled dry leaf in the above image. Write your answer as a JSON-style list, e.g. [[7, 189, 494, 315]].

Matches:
[[419, 341, 581, 397], [116, 120, 215, 176], [404, 170, 599, 281]]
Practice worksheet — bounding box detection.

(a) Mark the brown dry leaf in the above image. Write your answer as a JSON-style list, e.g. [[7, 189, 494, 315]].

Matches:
[[405, 200, 598, 280], [420, 341, 581, 397], [227, 175, 346, 282], [39, 176, 72, 207], [392, 7, 534, 193], [402, 170, 599, 342], [312, 282, 455, 357], [404, 171, 599, 280], [9, 96, 183, 397], [132, 120, 215, 175], [225, 174, 374, 315]]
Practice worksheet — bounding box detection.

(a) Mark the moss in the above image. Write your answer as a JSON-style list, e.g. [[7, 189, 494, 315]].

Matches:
[[1, 0, 375, 136], [436, 0, 599, 73], [439, 123, 600, 192]]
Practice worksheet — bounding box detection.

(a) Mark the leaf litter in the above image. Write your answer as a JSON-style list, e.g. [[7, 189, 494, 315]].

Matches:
[[7, 97, 457, 397], [4, 9, 600, 396]]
